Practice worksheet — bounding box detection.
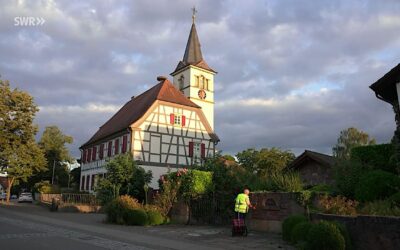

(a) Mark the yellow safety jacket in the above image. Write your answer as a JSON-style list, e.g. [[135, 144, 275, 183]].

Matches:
[[235, 193, 249, 213]]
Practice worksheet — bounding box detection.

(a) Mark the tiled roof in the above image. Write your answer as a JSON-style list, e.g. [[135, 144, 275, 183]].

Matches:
[[81, 78, 201, 148]]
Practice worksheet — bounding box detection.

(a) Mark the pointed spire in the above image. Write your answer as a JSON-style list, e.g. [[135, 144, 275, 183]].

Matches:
[[171, 8, 216, 75], [183, 22, 203, 65]]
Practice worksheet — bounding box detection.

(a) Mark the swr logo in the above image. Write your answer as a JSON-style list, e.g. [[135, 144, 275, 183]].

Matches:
[[14, 17, 46, 26]]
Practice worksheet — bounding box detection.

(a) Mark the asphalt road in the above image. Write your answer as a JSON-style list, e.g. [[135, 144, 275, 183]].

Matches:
[[0, 202, 293, 250]]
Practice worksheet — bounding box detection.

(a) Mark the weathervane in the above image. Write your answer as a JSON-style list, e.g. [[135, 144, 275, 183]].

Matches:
[[191, 6, 197, 24]]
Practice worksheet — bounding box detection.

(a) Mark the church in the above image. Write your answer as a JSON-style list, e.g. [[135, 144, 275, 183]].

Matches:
[[79, 14, 219, 190]]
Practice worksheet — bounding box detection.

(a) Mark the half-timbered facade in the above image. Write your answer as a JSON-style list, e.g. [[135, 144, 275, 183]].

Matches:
[[80, 17, 219, 190]]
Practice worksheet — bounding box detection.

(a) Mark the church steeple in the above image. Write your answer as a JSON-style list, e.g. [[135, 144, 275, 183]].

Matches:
[[171, 8, 215, 75], [171, 8, 216, 131]]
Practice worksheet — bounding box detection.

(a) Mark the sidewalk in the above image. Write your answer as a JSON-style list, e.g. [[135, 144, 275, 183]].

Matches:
[[0, 202, 294, 250]]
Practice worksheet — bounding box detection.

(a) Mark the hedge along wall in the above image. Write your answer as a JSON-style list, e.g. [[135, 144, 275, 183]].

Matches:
[[350, 144, 396, 173], [311, 213, 400, 250]]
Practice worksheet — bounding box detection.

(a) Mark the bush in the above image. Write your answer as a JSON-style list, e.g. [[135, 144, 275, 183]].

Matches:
[[359, 200, 400, 217], [350, 144, 396, 173], [282, 214, 307, 241], [308, 184, 336, 194], [330, 221, 353, 250], [123, 208, 148, 226], [319, 195, 359, 216], [307, 221, 345, 250], [388, 192, 400, 207], [355, 170, 400, 202], [96, 179, 116, 205], [267, 172, 303, 192], [105, 195, 144, 225], [147, 210, 164, 225], [290, 221, 313, 244], [34, 181, 61, 194]]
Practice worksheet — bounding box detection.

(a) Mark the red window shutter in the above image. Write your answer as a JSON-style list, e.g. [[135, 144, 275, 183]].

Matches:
[[91, 174, 95, 190], [115, 139, 119, 155], [182, 115, 186, 126], [122, 135, 127, 153], [201, 143, 206, 158], [86, 175, 90, 190], [87, 148, 92, 162], [108, 141, 112, 157], [92, 146, 97, 161], [189, 142, 194, 157], [170, 113, 175, 124], [81, 176, 85, 190], [99, 144, 104, 159]]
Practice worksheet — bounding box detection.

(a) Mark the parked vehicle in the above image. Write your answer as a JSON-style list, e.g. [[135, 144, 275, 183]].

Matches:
[[11, 194, 17, 199], [18, 193, 33, 203], [0, 193, 6, 201]]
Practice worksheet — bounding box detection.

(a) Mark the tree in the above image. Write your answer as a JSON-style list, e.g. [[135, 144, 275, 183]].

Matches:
[[236, 147, 295, 177], [332, 127, 376, 159], [105, 153, 136, 198], [0, 80, 47, 202], [127, 167, 152, 202], [35, 126, 73, 187]]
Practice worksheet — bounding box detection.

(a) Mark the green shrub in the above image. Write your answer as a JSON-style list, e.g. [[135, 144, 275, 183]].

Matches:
[[350, 144, 396, 173], [359, 200, 400, 216], [282, 214, 307, 241], [105, 195, 144, 225], [307, 221, 345, 250], [355, 170, 400, 202], [330, 221, 353, 250], [147, 210, 164, 225], [95, 179, 116, 205], [308, 184, 336, 194], [267, 172, 303, 192], [388, 192, 400, 207], [290, 221, 313, 244], [123, 208, 148, 226]]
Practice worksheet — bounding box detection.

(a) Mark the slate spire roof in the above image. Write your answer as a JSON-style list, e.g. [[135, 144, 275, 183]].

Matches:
[[81, 78, 202, 148], [172, 23, 215, 74]]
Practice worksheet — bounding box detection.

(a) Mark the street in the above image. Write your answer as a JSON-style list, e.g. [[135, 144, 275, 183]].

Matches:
[[0, 202, 293, 250]]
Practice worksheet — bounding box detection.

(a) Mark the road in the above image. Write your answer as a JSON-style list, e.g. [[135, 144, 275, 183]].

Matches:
[[0, 202, 293, 250]]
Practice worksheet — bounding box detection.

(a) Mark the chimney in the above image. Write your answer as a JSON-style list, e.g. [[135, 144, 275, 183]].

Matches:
[[157, 76, 167, 82]]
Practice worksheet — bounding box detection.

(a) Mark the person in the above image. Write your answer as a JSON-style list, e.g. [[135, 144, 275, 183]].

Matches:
[[234, 188, 253, 220]]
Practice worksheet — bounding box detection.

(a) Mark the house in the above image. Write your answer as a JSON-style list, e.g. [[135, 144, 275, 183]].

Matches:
[[79, 14, 219, 190], [288, 150, 335, 186], [370, 63, 400, 105]]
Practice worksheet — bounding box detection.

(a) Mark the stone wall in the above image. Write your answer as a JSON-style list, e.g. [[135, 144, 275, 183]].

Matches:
[[249, 192, 305, 233], [311, 213, 400, 250]]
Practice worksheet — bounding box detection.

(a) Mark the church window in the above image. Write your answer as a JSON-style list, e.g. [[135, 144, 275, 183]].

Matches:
[[195, 76, 199, 87], [199, 76, 205, 89], [170, 113, 186, 126], [205, 79, 209, 90]]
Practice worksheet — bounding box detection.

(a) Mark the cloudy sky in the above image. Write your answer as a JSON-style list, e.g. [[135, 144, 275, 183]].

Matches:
[[1, 0, 399, 158]]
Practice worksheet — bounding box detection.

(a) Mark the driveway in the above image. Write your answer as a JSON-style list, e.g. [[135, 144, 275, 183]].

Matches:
[[0, 202, 293, 250]]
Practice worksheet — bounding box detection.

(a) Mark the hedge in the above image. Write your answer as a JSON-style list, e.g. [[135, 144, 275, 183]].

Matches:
[[147, 210, 164, 226], [282, 215, 308, 241], [355, 170, 400, 202], [290, 221, 313, 244], [350, 144, 396, 173]]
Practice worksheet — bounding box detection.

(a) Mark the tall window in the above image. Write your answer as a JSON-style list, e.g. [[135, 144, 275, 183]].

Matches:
[[178, 75, 184, 91], [199, 76, 204, 89]]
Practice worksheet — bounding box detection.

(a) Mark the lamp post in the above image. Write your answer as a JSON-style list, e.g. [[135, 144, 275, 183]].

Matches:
[[144, 183, 149, 205]]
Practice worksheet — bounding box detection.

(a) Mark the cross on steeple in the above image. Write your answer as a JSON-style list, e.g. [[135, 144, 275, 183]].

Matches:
[[191, 6, 197, 24]]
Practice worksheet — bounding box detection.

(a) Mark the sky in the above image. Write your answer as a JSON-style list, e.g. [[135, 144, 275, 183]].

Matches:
[[0, 0, 399, 158]]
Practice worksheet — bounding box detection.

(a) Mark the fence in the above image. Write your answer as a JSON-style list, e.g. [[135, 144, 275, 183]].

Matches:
[[39, 193, 99, 206], [187, 192, 235, 225]]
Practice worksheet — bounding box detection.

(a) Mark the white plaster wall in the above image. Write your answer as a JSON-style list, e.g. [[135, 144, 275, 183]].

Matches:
[[139, 165, 178, 189]]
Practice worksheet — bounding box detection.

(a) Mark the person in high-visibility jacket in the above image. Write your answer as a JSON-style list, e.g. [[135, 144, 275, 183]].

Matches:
[[234, 188, 253, 219]]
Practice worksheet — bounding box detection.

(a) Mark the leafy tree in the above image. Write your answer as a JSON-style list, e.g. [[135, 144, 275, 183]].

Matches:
[[236, 147, 295, 177], [105, 153, 136, 198], [70, 166, 81, 190], [37, 126, 73, 186], [332, 127, 375, 159], [0, 80, 47, 201], [127, 167, 152, 202]]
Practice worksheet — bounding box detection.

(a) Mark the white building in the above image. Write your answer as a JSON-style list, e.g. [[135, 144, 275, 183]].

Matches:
[[80, 16, 219, 191]]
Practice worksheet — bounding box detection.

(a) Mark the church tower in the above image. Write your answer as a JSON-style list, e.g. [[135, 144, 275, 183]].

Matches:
[[171, 9, 216, 130]]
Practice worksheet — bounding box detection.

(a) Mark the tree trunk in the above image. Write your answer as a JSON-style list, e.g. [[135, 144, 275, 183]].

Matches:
[[6, 177, 15, 203]]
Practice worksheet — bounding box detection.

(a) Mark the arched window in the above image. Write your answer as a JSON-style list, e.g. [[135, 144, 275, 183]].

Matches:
[[199, 76, 205, 89]]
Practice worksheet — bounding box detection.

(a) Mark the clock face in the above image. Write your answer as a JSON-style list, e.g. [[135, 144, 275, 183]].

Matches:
[[198, 89, 206, 100]]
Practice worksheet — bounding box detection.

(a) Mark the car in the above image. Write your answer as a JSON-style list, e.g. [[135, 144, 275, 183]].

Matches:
[[18, 192, 33, 203], [0, 192, 6, 201], [11, 194, 17, 199]]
